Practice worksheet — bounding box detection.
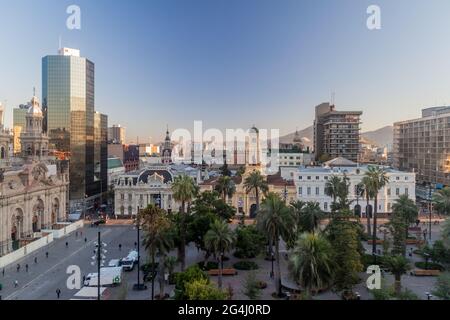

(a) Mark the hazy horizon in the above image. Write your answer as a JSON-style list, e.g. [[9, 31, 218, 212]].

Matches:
[[2, 0, 450, 143]]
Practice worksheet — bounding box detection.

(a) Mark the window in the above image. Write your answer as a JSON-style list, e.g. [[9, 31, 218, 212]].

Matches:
[[316, 176, 320, 180], [316, 187, 320, 195], [405, 176, 408, 181], [324, 202, 328, 210], [120, 193, 124, 200], [307, 176, 311, 180], [128, 206, 132, 215], [324, 176, 328, 180], [307, 187, 311, 195], [140, 194, 143, 201], [128, 194, 132, 201], [396, 188, 400, 196], [396, 176, 400, 181], [405, 188, 409, 196], [299, 176, 303, 180], [298, 187, 303, 195], [120, 206, 124, 215], [387, 188, 391, 196], [387, 203, 391, 211]]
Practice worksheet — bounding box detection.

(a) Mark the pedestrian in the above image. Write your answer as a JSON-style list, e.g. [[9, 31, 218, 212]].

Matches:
[[16, 264, 20, 272], [25, 264, 28, 272], [84, 237, 87, 243], [45, 251, 49, 258], [65, 241, 68, 248], [2, 268, 4, 277], [56, 288, 61, 299], [134, 241, 137, 247], [119, 244, 122, 251], [34, 257, 38, 264], [14, 280, 18, 288], [75, 231, 78, 237], [80, 231, 83, 236], [82, 275, 86, 284]]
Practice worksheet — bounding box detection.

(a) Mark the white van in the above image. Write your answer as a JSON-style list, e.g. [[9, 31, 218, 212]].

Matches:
[[108, 259, 121, 268], [83, 267, 122, 287], [119, 250, 139, 271]]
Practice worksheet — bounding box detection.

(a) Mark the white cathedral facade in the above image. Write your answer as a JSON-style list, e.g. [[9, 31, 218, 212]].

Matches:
[[0, 96, 68, 256]]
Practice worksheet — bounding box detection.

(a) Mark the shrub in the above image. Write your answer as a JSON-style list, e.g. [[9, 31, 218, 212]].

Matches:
[[174, 265, 209, 300], [197, 261, 219, 271], [233, 261, 259, 270], [234, 225, 266, 259], [415, 261, 445, 271], [432, 272, 450, 300], [362, 253, 385, 269], [169, 272, 178, 285]]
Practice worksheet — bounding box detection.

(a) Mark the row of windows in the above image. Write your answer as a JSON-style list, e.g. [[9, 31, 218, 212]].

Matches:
[[298, 175, 410, 181], [298, 187, 409, 197]]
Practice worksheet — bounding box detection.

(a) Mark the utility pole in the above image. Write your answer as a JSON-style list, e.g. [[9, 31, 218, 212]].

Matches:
[[97, 231, 101, 300]]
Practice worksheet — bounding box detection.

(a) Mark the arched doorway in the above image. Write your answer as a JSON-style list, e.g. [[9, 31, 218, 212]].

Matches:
[[52, 198, 60, 225], [249, 204, 258, 219], [354, 204, 362, 217], [32, 199, 45, 231], [365, 204, 373, 218], [11, 208, 24, 250]]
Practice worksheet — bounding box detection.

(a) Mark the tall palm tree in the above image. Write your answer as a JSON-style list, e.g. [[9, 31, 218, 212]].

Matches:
[[204, 219, 236, 289], [383, 255, 410, 296], [256, 193, 294, 296], [361, 176, 376, 235], [298, 202, 325, 234], [433, 187, 450, 216], [140, 205, 173, 299], [365, 166, 389, 256], [290, 200, 306, 233], [288, 232, 335, 297], [325, 175, 342, 213], [244, 170, 269, 215], [215, 176, 236, 202], [172, 174, 198, 271]]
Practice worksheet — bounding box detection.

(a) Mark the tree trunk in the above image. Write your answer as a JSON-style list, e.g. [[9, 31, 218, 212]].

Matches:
[[218, 251, 223, 289], [158, 257, 165, 299], [180, 200, 186, 271], [366, 197, 371, 236], [394, 275, 401, 296], [255, 188, 260, 213], [274, 237, 282, 297], [372, 196, 378, 256]]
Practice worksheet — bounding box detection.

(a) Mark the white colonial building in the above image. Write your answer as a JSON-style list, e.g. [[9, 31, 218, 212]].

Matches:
[[0, 95, 69, 256], [293, 157, 416, 214]]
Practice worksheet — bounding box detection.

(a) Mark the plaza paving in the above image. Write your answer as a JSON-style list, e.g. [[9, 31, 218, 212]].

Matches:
[[0, 217, 446, 300]]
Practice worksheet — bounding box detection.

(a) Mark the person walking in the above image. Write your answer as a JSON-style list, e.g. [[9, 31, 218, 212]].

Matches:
[[56, 288, 61, 299], [16, 264, 20, 272], [119, 244, 122, 251], [25, 264, 28, 272], [34, 257, 38, 264], [84, 237, 87, 243], [45, 252, 49, 259], [65, 241, 68, 248], [2, 268, 5, 277], [14, 280, 18, 288]]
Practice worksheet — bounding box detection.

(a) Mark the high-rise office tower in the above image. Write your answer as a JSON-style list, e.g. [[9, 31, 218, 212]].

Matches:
[[42, 48, 105, 208], [108, 124, 126, 144], [94, 112, 108, 199], [394, 106, 450, 187], [314, 103, 362, 163]]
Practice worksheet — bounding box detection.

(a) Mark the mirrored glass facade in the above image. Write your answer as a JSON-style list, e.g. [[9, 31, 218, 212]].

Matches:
[[42, 54, 96, 203]]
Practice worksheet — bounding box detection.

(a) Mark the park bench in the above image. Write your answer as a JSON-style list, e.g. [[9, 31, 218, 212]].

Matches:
[[411, 269, 441, 276], [207, 268, 237, 276], [367, 240, 383, 245]]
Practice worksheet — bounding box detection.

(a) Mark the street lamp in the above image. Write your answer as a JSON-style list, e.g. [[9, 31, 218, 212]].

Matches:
[[133, 206, 146, 291], [428, 183, 432, 242], [270, 252, 274, 279]]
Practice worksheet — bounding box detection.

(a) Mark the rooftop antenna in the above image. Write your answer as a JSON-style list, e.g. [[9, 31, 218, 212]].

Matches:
[[331, 91, 335, 106], [58, 35, 62, 51], [33, 86, 36, 97]]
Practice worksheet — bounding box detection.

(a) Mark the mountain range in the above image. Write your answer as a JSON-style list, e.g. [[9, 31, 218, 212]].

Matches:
[[279, 125, 393, 148]]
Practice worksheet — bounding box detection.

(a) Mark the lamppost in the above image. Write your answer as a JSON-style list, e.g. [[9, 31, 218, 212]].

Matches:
[[428, 183, 432, 242], [92, 231, 106, 300], [270, 252, 274, 279], [133, 206, 146, 291]]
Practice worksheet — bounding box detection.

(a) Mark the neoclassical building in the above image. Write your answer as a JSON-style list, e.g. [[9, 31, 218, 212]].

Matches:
[[0, 95, 68, 256], [114, 165, 178, 216]]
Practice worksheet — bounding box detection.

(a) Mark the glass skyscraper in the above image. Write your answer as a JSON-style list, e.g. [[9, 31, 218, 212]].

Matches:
[[42, 48, 105, 209]]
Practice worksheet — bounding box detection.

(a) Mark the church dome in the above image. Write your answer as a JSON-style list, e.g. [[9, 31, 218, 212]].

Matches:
[[27, 96, 43, 116]]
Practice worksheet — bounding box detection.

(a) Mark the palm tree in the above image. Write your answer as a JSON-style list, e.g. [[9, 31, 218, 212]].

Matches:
[[365, 166, 389, 256], [256, 193, 294, 296], [298, 202, 325, 234], [361, 176, 376, 236], [140, 205, 173, 299], [383, 255, 410, 296], [288, 232, 335, 297], [290, 200, 306, 233], [215, 176, 236, 202], [433, 187, 450, 216], [325, 175, 342, 213], [204, 219, 236, 289], [441, 218, 450, 248], [172, 174, 198, 271], [244, 170, 269, 214], [392, 195, 418, 239]]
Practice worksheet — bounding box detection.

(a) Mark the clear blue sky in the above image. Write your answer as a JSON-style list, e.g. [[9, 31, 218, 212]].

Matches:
[[2, 0, 450, 143]]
